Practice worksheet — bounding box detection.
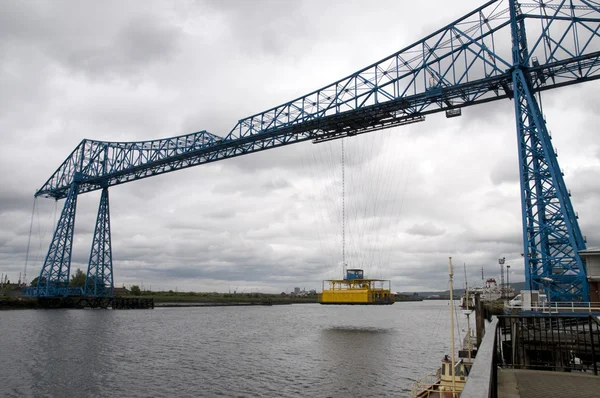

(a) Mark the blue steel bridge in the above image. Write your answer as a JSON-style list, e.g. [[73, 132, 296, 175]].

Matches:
[[29, 0, 600, 303]]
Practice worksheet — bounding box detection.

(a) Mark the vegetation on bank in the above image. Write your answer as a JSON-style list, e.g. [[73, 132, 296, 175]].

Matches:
[[0, 292, 317, 310], [125, 289, 318, 304]]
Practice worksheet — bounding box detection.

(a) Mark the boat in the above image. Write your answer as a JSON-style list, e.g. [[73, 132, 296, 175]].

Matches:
[[318, 268, 394, 305], [459, 294, 475, 310], [459, 278, 514, 309], [411, 257, 473, 397]]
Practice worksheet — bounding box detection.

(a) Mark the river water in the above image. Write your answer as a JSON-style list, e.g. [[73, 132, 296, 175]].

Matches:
[[0, 301, 466, 397]]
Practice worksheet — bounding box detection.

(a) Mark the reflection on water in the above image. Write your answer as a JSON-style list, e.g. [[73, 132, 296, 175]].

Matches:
[[0, 302, 459, 397], [324, 325, 396, 334], [319, 326, 398, 396]]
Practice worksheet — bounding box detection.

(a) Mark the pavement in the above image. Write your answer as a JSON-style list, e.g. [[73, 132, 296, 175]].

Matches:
[[497, 369, 600, 398]]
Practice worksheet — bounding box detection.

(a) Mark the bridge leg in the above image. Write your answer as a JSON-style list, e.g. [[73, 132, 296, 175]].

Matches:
[[511, 68, 588, 302], [84, 187, 114, 298], [509, 1, 588, 302], [37, 184, 79, 297]]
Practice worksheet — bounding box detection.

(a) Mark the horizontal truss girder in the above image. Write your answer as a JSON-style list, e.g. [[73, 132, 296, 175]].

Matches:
[[36, 1, 600, 200]]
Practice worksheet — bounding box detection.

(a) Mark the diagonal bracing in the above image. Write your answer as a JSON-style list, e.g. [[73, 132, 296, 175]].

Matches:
[[36, 184, 79, 297], [85, 188, 114, 298]]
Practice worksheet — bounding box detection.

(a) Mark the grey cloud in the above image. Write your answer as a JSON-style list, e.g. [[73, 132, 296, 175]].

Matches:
[[0, 190, 34, 215], [489, 162, 519, 186], [262, 178, 291, 190], [202, 0, 308, 57], [406, 222, 445, 237], [567, 166, 600, 201], [1, 1, 182, 80], [207, 210, 237, 220], [65, 15, 182, 78]]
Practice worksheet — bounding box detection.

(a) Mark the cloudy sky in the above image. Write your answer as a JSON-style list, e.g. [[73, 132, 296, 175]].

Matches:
[[1, 0, 599, 293]]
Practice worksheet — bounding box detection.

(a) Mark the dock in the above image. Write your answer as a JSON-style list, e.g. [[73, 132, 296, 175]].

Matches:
[[462, 314, 600, 397], [111, 297, 154, 309], [497, 369, 600, 398]]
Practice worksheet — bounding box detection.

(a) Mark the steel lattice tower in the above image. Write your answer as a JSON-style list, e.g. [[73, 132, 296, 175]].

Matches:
[[36, 183, 79, 297], [509, 0, 590, 301], [85, 187, 114, 298]]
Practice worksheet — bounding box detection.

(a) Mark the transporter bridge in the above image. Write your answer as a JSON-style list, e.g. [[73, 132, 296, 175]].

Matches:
[[27, 0, 600, 303]]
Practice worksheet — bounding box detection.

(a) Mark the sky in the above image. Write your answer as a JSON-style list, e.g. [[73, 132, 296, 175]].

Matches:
[[1, 0, 599, 294]]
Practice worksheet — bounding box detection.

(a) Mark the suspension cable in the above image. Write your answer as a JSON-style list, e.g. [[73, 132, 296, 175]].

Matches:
[[342, 138, 346, 278], [23, 197, 37, 285]]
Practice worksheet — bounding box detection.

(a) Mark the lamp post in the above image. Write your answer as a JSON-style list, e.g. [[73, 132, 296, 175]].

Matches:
[[506, 265, 511, 298], [541, 276, 553, 314], [499, 257, 506, 299]]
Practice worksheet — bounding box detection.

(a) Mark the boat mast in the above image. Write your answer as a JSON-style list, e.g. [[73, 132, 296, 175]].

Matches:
[[341, 138, 346, 279], [464, 262, 469, 308], [464, 262, 472, 361], [449, 257, 456, 394]]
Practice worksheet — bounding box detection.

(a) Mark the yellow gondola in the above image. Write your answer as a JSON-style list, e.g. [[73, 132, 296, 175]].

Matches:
[[318, 268, 395, 305]]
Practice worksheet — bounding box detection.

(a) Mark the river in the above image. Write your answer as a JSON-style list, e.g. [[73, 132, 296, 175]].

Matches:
[[0, 301, 466, 397]]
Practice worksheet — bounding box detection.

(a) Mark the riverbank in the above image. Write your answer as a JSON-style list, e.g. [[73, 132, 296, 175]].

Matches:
[[0, 293, 318, 310], [156, 301, 290, 307], [0, 297, 40, 310], [148, 292, 317, 305]]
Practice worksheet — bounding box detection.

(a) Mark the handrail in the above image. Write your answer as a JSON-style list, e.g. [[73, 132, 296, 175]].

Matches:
[[497, 314, 600, 375], [462, 314, 600, 397], [505, 301, 600, 314], [461, 317, 499, 398]]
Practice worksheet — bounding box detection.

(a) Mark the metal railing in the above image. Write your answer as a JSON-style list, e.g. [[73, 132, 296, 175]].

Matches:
[[410, 371, 441, 397], [504, 301, 600, 314], [497, 315, 600, 374], [461, 318, 499, 398], [462, 315, 600, 398]]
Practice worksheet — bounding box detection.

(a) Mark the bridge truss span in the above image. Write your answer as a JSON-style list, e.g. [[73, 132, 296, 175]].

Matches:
[[30, 0, 600, 302]]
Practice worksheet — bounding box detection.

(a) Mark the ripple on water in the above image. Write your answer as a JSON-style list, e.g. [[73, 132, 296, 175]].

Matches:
[[0, 302, 458, 397]]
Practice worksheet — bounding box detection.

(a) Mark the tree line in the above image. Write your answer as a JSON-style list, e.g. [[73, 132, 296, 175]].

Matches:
[[30, 268, 88, 288]]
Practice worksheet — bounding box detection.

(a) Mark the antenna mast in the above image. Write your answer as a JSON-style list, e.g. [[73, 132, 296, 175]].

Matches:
[[464, 262, 473, 361], [449, 257, 456, 393], [23, 198, 37, 286], [342, 139, 346, 278]]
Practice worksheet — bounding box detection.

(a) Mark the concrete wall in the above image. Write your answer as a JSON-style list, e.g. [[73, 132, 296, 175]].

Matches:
[[586, 255, 600, 280], [583, 254, 600, 302]]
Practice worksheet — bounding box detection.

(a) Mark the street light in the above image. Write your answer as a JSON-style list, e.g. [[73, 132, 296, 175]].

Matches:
[[499, 257, 506, 298], [506, 265, 511, 298], [541, 276, 553, 314]]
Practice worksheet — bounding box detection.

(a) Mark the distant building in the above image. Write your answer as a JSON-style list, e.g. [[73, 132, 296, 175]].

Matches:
[[293, 287, 301, 295], [579, 247, 600, 302]]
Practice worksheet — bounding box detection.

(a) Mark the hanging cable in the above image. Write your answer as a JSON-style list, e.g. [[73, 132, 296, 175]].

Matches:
[[34, 199, 57, 266], [304, 129, 410, 283], [23, 197, 37, 285], [342, 138, 346, 278]]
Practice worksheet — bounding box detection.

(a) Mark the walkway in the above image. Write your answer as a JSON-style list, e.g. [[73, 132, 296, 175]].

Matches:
[[497, 369, 600, 398]]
